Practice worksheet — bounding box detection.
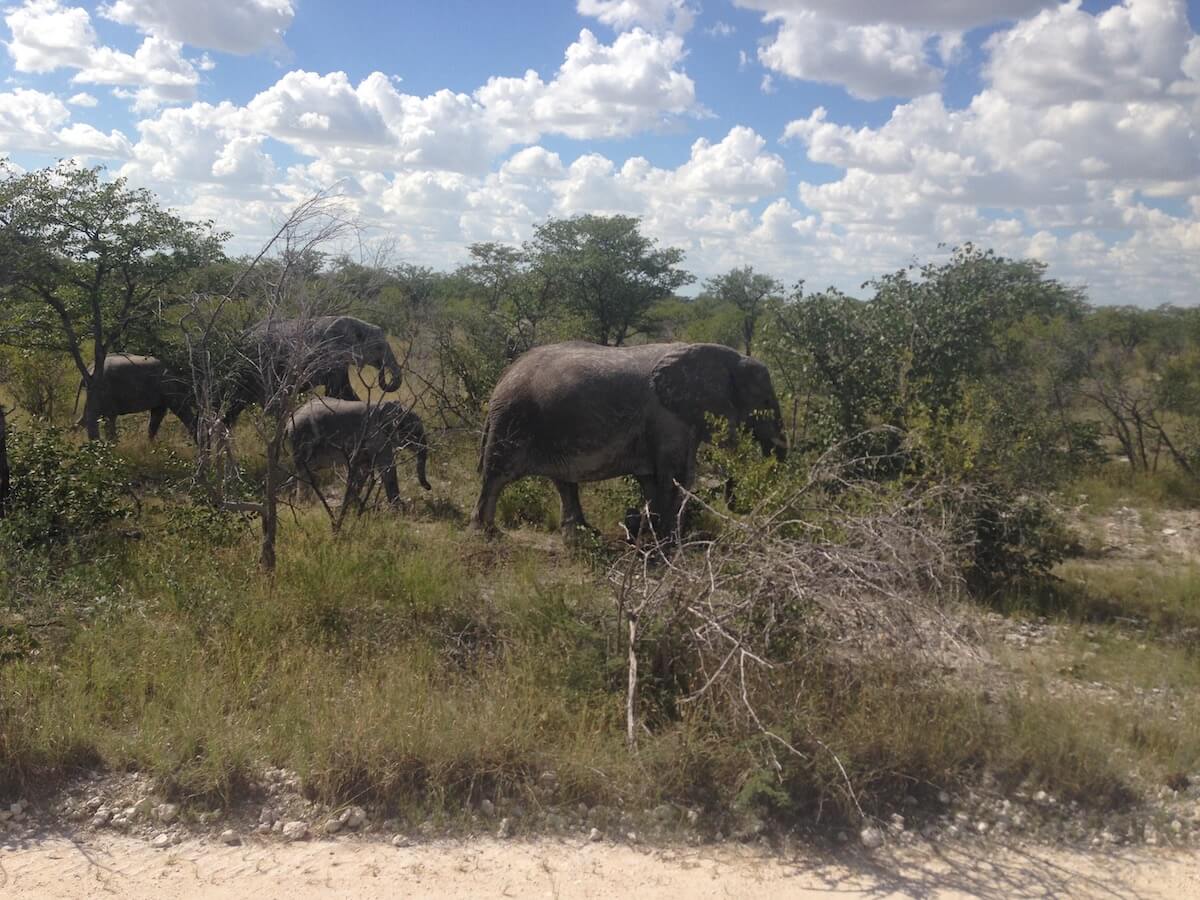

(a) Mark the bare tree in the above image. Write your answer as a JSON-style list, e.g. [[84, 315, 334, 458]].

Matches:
[[180, 188, 370, 570]]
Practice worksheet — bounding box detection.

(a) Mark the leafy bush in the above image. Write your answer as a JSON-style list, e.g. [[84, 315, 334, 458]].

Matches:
[[0, 425, 132, 549], [497, 477, 557, 530], [0, 348, 77, 425], [964, 487, 1071, 589]]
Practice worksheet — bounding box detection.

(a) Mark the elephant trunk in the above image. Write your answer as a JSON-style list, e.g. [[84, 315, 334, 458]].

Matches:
[[378, 340, 403, 393]]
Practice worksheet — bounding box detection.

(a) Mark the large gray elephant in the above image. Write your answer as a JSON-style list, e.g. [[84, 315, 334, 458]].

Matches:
[[286, 397, 431, 506], [246, 315, 403, 403], [75, 354, 197, 441], [472, 341, 786, 538]]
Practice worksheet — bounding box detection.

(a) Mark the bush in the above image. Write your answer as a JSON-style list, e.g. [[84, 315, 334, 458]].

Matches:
[[497, 477, 557, 530], [0, 348, 77, 425], [965, 487, 1071, 589], [0, 425, 132, 549]]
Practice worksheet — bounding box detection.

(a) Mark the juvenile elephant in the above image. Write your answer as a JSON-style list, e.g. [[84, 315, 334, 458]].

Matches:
[[246, 315, 403, 404], [286, 397, 431, 506], [472, 341, 786, 539], [76, 354, 196, 441]]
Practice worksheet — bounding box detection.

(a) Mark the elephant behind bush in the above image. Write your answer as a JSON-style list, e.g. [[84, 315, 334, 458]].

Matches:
[[473, 341, 786, 539]]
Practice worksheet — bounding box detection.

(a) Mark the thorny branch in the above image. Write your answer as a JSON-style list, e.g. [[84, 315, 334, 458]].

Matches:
[[608, 438, 976, 819]]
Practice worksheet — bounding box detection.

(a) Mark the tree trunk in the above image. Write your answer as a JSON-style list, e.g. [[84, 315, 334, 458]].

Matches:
[[0, 403, 10, 519], [626, 613, 639, 750], [83, 350, 107, 441]]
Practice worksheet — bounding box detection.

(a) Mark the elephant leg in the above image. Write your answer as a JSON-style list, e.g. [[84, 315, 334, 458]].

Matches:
[[651, 455, 689, 543], [325, 371, 360, 401], [553, 480, 591, 533], [104, 416, 118, 442], [623, 475, 657, 541], [147, 405, 167, 440], [379, 461, 401, 504], [343, 462, 367, 515], [471, 470, 514, 532]]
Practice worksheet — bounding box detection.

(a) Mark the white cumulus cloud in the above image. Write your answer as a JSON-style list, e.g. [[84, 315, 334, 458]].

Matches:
[[99, 0, 294, 55], [577, 0, 696, 33], [757, 10, 942, 100], [0, 87, 131, 157], [4, 1, 205, 110]]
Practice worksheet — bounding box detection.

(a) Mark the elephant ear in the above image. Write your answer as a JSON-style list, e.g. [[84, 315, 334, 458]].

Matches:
[[650, 343, 739, 435]]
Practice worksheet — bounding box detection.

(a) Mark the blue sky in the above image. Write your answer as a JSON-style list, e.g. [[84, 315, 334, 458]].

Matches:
[[2, 1, 1199, 304]]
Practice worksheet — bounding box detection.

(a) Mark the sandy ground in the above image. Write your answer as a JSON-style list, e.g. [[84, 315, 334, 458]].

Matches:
[[0, 834, 1196, 899]]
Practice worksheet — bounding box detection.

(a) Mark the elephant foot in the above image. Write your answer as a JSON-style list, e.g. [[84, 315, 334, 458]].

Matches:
[[561, 520, 599, 544], [470, 518, 502, 538]]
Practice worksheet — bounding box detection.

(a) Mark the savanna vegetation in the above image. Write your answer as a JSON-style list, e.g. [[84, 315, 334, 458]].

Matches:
[[1, 160, 1198, 841]]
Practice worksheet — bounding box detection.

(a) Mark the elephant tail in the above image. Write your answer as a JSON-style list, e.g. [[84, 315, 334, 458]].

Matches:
[[476, 415, 492, 473], [73, 374, 87, 425]]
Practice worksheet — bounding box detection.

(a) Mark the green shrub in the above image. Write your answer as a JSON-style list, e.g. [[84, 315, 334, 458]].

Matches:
[[0, 348, 77, 425], [497, 477, 558, 530], [0, 425, 132, 549]]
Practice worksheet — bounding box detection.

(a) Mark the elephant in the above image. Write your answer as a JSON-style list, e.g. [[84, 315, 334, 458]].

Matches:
[[75, 354, 197, 441], [472, 341, 787, 540], [286, 397, 431, 507], [245, 315, 403, 405]]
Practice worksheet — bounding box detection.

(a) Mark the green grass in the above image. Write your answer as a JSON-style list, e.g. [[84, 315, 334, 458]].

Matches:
[[1070, 463, 1200, 512], [1000, 560, 1200, 637], [0, 418, 1184, 831]]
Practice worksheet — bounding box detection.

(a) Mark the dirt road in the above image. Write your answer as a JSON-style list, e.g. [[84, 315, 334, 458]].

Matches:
[[1, 834, 1195, 899]]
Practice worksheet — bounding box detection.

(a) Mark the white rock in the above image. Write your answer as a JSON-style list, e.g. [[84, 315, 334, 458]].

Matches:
[[937, 791, 950, 805], [255, 822, 272, 835], [496, 817, 512, 839], [889, 814, 906, 832], [281, 821, 308, 842], [340, 806, 366, 830], [150, 833, 173, 849], [9, 802, 23, 815], [860, 826, 884, 850], [588, 827, 602, 842], [91, 808, 113, 827], [220, 829, 240, 846], [976, 821, 990, 835], [154, 803, 180, 825], [324, 818, 343, 835], [133, 798, 155, 818], [391, 834, 410, 848]]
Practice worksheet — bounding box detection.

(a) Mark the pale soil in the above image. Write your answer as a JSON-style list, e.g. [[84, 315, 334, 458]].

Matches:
[[1, 834, 1197, 900]]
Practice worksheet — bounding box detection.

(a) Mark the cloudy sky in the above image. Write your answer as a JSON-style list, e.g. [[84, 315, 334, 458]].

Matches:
[[2, 0, 1199, 304]]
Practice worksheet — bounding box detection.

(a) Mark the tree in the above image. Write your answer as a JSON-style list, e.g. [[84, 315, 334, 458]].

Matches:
[[529, 215, 693, 345], [702, 266, 782, 354], [0, 160, 226, 439], [180, 188, 368, 571]]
